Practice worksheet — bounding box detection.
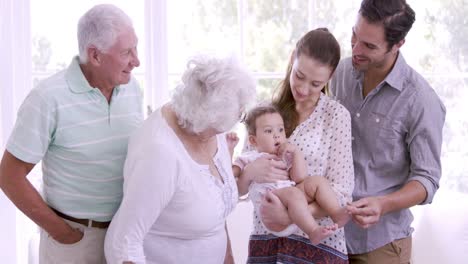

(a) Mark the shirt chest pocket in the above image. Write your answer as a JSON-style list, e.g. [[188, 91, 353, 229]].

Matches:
[[370, 112, 407, 162]]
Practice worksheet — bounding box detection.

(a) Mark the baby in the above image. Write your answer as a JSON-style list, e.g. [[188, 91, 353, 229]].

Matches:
[[230, 104, 349, 245]]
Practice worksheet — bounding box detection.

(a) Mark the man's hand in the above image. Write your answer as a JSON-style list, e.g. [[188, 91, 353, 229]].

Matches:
[[346, 196, 385, 229], [54, 227, 84, 244], [260, 191, 291, 232]]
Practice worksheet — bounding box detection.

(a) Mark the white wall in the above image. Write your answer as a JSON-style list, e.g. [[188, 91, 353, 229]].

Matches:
[[411, 189, 468, 264], [227, 201, 254, 263], [0, 194, 17, 263]]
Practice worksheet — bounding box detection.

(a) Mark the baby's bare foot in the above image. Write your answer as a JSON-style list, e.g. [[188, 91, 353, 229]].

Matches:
[[308, 224, 337, 245]]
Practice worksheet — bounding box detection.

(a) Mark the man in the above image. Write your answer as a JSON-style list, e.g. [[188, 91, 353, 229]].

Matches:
[[0, 4, 143, 263], [330, 0, 446, 263]]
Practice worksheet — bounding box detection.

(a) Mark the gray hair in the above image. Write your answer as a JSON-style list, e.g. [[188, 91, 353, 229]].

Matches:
[[77, 4, 133, 63], [171, 56, 256, 134]]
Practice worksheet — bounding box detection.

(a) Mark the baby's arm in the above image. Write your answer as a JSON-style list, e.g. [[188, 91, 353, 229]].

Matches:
[[233, 165, 251, 195], [278, 143, 307, 183], [232, 154, 252, 196], [225, 132, 239, 159]]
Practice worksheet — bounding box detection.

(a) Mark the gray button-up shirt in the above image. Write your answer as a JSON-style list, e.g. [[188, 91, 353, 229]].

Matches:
[[329, 53, 446, 254]]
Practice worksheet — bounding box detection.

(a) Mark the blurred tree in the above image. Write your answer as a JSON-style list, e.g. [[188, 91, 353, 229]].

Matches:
[[437, 0, 468, 73], [420, 0, 468, 192], [32, 36, 52, 72]]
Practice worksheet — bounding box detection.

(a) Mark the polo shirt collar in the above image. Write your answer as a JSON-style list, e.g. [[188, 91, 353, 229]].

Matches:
[[65, 56, 94, 94], [65, 56, 124, 95]]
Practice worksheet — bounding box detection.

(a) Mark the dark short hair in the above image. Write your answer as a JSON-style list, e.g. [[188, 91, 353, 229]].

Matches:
[[359, 0, 415, 48], [244, 104, 281, 136]]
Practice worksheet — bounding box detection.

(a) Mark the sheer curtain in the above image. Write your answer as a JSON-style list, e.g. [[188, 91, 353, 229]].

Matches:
[[144, 0, 169, 112], [0, 0, 32, 263], [1, 0, 168, 262]]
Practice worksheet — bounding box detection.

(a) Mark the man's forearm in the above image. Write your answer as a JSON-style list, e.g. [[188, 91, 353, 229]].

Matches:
[[1, 175, 74, 239], [0, 151, 73, 240], [380, 180, 427, 215]]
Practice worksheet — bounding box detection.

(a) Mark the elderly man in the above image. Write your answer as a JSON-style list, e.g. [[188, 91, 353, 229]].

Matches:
[[0, 4, 143, 263]]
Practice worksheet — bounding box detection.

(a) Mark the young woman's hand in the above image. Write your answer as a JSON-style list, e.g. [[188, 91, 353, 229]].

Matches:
[[260, 191, 292, 231], [243, 154, 288, 183]]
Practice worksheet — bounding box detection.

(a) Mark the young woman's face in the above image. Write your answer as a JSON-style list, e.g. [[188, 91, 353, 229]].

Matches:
[[289, 55, 333, 107]]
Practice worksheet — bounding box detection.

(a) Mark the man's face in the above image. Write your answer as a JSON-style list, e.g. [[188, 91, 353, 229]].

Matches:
[[99, 26, 140, 87], [351, 15, 395, 72]]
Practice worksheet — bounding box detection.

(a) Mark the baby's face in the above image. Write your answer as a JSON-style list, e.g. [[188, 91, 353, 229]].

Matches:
[[251, 112, 287, 154]]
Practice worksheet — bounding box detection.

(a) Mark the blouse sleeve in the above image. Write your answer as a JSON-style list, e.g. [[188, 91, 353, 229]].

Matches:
[[104, 142, 179, 264], [325, 105, 354, 206]]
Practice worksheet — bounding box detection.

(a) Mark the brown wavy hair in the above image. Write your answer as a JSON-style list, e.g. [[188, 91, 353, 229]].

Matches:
[[272, 28, 340, 137]]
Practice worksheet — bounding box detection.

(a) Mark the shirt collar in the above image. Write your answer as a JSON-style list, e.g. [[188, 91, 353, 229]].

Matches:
[[384, 52, 407, 92], [351, 52, 408, 92], [65, 56, 124, 94], [65, 56, 94, 94]]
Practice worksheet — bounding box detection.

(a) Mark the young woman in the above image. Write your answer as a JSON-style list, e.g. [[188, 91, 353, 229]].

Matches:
[[238, 28, 354, 263]]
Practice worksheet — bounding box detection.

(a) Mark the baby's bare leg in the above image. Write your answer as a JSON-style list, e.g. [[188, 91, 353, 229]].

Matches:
[[299, 176, 350, 227], [272, 187, 336, 245]]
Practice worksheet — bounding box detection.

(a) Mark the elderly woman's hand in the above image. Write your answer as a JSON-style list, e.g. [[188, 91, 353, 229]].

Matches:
[[243, 154, 289, 183], [260, 191, 292, 231]]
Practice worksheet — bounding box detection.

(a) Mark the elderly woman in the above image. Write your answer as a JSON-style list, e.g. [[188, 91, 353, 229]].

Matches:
[[104, 56, 256, 263]]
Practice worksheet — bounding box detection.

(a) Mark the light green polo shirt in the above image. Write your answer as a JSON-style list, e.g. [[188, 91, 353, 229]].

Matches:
[[7, 56, 143, 221]]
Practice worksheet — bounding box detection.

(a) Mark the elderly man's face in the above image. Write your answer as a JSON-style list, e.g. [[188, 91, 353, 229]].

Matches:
[[100, 27, 140, 87]]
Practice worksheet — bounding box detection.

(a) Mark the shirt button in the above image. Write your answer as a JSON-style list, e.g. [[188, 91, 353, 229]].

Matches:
[[351, 136, 355, 141], [376, 118, 380, 123], [356, 113, 361, 118]]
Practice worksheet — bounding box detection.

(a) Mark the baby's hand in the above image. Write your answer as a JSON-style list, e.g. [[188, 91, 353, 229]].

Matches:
[[277, 143, 296, 166], [277, 142, 296, 157], [225, 132, 239, 157]]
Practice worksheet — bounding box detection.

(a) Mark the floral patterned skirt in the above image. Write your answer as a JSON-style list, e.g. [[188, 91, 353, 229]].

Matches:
[[247, 234, 348, 264]]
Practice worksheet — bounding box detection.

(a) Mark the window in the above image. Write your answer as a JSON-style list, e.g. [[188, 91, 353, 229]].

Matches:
[[31, 0, 145, 87], [166, 0, 362, 99]]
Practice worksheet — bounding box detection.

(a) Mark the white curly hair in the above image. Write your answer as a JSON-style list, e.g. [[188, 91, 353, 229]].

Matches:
[[171, 56, 257, 134], [77, 4, 133, 63]]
